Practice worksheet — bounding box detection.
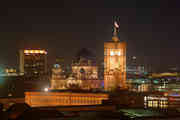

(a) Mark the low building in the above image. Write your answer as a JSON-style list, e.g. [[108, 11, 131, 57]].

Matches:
[[25, 91, 109, 107], [144, 92, 180, 109]]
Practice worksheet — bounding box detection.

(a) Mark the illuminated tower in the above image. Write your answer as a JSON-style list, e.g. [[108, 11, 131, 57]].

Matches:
[[104, 21, 126, 91]]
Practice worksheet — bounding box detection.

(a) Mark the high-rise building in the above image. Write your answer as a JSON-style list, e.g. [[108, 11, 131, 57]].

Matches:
[[19, 49, 47, 76], [104, 22, 127, 91]]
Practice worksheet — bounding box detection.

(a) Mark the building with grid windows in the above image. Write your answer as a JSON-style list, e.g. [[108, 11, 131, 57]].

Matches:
[[19, 49, 47, 76]]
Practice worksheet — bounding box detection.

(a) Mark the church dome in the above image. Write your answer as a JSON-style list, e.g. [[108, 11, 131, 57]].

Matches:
[[73, 48, 96, 65]]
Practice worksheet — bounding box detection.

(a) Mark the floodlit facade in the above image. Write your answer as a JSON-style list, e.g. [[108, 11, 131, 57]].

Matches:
[[51, 64, 66, 89], [25, 91, 109, 107], [104, 22, 126, 91], [19, 49, 47, 76], [50, 48, 102, 90], [72, 56, 100, 90]]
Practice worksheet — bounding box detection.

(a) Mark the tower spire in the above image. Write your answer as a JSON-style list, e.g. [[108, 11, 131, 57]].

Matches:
[[112, 21, 119, 42]]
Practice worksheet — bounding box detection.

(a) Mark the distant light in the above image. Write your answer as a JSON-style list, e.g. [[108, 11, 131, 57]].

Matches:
[[44, 87, 49, 92], [132, 56, 136, 60], [8, 93, 12, 97]]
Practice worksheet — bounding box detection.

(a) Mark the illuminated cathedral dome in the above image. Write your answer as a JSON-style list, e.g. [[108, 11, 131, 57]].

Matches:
[[73, 48, 96, 66]]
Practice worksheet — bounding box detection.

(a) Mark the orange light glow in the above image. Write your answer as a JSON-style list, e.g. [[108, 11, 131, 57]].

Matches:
[[24, 50, 47, 54], [30, 50, 34, 53], [40, 50, 44, 54], [24, 50, 29, 54], [35, 50, 39, 53]]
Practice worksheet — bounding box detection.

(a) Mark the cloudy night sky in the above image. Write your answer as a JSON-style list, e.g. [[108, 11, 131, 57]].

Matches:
[[0, 0, 179, 72]]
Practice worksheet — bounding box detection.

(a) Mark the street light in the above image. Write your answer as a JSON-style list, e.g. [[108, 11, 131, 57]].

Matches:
[[44, 87, 49, 92]]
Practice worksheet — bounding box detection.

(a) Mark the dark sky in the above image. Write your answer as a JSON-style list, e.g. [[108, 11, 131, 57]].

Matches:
[[0, 0, 180, 72]]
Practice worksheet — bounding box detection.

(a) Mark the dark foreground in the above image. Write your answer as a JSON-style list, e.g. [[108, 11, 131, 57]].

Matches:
[[2, 103, 180, 120]]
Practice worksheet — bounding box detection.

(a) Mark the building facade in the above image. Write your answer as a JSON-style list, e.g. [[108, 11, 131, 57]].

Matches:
[[104, 22, 126, 91], [25, 91, 109, 107], [71, 54, 100, 90], [19, 49, 47, 76], [50, 48, 102, 90], [51, 64, 66, 89]]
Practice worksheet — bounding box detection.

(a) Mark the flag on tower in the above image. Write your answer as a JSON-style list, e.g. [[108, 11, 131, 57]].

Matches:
[[114, 21, 119, 28]]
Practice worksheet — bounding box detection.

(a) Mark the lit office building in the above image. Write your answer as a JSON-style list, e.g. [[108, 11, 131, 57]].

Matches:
[[104, 22, 126, 91], [19, 49, 47, 76]]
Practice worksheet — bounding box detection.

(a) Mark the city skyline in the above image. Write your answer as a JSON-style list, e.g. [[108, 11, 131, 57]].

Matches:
[[0, 1, 179, 72]]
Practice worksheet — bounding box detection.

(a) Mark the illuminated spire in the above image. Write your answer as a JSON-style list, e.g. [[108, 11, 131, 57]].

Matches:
[[112, 21, 120, 42]]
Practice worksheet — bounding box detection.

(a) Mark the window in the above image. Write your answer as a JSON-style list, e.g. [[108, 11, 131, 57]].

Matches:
[[160, 101, 168, 108], [152, 101, 158, 107], [117, 51, 121, 56], [110, 51, 114, 56], [148, 101, 158, 108], [104, 49, 107, 56], [148, 101, 153, 107]]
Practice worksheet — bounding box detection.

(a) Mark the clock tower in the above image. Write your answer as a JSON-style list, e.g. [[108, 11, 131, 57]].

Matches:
[[104, 21, 127, 91]]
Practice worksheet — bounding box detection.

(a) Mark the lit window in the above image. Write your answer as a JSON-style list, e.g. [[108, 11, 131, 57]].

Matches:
[[104, 50, 107, 55], [117, 51, 121, 56], [152, 101, 158, 107], [148, 101, 153, 107], [160, 101, 168, 108], [144, 96, 147, 101], [110, 51, 114, 56]]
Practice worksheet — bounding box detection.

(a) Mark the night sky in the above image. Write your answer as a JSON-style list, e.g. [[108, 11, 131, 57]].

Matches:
[[0, 0, 180, 72]]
